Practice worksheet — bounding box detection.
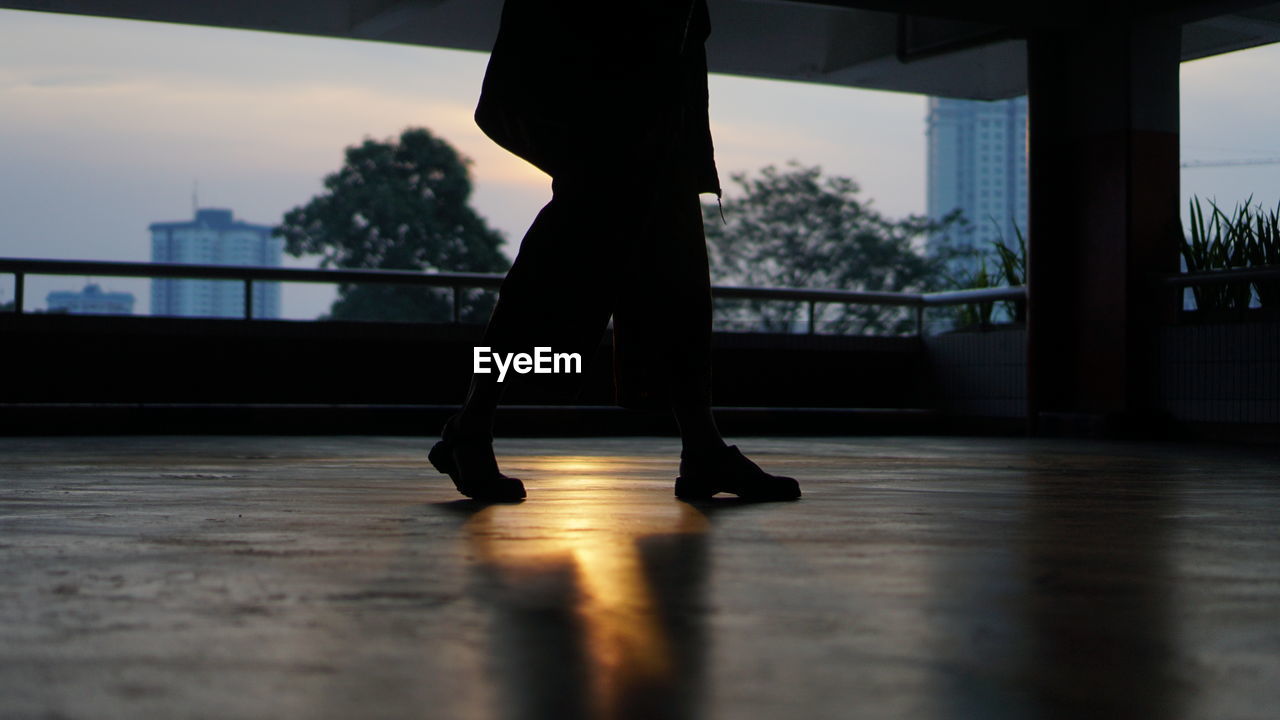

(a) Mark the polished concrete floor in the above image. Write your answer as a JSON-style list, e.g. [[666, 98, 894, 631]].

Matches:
[[2, 435, 1278, 720]]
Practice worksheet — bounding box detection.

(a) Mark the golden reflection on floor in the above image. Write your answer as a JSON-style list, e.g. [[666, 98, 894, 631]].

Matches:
[[464, 455, 708, 720]]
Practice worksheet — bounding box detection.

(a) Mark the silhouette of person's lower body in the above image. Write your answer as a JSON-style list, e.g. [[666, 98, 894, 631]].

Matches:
[[431, 117, 798, 502]]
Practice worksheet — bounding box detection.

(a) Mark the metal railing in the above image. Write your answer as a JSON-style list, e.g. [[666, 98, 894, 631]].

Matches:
[[1162, 265, 1280, 288], [0, 258, 504, 323], [713, 284, 1026, 334], [0, 257, 1026, 334], [1162, 265, 1280, 313]]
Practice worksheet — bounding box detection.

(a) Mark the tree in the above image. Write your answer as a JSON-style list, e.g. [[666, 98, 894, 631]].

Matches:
[[703, 163, 958, 335], [276, 127, 510, 322]]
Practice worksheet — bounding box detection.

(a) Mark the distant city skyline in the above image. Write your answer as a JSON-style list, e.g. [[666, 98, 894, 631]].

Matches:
[[46, 282, 134, 315], [151, 208, 282, 319], [926, 96, 1028, 281], [3, 9, 1280, 319]]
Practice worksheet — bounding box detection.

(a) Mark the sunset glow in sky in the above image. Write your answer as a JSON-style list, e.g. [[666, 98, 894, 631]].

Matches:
[[3, 8, 1279, 317]]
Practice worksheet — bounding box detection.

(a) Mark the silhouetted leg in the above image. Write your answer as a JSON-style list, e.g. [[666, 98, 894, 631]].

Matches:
[[457, 176, 625, 436], [611, 188, 725, 455], [434, 183, 624, 499], [663, 194, 724, 457], [671, 405, 725, 456], [612, 188, 799, 500]]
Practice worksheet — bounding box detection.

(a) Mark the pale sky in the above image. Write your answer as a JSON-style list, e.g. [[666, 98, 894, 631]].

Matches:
[[2, 8, 1279, 318]]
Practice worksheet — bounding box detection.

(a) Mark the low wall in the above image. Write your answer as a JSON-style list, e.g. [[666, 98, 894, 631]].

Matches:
[[924, 326, 1027, 419], [1161, 319, 1280, 425], [922, 319, 1280, 437], [1, 314, 931, 433], [12, 314, 1273, 436]]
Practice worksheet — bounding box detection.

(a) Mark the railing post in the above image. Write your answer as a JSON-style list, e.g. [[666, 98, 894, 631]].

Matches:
[[807, 300, 816, 335], [915, 304, 924, 337], [243, 279, 253, 320], [14, 272, 24, 315], [452, 286, 462, 324]]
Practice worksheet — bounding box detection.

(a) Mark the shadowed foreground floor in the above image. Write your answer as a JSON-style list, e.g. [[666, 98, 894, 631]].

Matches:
[[2, 435, 1278, 720]]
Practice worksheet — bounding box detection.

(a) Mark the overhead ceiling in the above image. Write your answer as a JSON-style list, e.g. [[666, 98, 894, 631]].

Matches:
[[5, 0, 1280, 99]]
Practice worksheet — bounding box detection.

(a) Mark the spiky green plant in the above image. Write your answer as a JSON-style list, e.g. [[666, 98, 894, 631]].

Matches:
[[990, 222, 1027, 322], [954, 257, 996, 328], [1241, 201, 1280, 307], [1180, 196, 1280, 311]]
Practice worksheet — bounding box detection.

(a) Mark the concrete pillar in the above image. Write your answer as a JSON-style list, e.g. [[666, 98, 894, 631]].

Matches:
[[1026, 21, 1183, 436]]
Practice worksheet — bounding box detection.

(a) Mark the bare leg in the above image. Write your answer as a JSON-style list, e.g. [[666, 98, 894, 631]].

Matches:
[[671, 403, 726, 456], [456, 372, 502, 438]]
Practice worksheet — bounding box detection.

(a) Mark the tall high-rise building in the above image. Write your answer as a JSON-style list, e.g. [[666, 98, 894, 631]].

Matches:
[[46, 283, 135, 315], [150, 208, 282, 319], [926, 96, 1028, 280]]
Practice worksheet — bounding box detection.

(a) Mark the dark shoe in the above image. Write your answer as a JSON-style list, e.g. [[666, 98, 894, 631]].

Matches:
[[675, 445, 800, 501], [428, 417, 525, 502]]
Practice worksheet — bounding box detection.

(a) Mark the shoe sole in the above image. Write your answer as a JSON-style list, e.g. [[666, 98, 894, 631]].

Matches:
[[674, 475, 801, 501], [674, 476, 716, 500]]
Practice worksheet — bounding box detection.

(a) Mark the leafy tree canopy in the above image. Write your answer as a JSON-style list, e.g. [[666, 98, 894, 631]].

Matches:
[[704, 163, 958, 335], [276, 127, 509, 322]]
